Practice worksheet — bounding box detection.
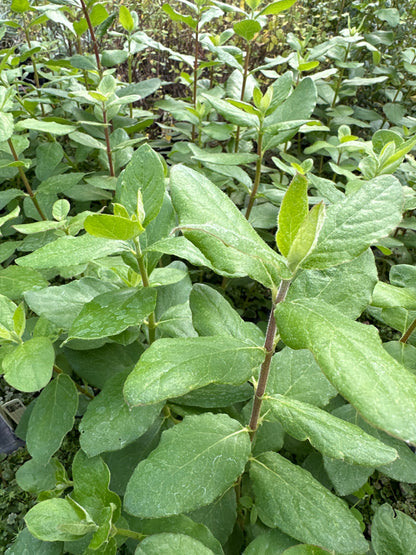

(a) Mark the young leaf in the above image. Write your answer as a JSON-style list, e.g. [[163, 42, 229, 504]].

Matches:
[[275, 299, 416, 443], [16, 235, 129, 270], [302, 175, 403, 269], [84, 213, 143, 240], [26, 374, 79, 466], [116, 143, 165, 227], [25, 498, 96, 542], [286, 201, 326, 273], [259, 0, 298, 16], [12, 303, 26, 338], [124, 336, 265, 405], [162, 3, 197, 29], [135, 533, 215, 554], [2, 337, 55, 392], [119, 5, 135, 32], [276, 173, 308, 258], [124, 413, 251, 518], [250, 452, 368, 554], [68, 288, 157, 341], [263, 394, 397, 465], [79, 370, 162, 457], [233, 19, 261, 42]]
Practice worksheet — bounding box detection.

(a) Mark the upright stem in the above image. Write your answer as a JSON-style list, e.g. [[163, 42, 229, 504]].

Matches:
[[249, 279, 291, 436], [400, 318, 416, 344], [80, 0, 102, 75], [135, 239, 156, 344], [245, 130, 263, 219], [102, 108, 115, 177], [22, 16, 45, 116], [234, 41, 252, 153], [8, 139, 47, 221], [191, 19, 200, 143]]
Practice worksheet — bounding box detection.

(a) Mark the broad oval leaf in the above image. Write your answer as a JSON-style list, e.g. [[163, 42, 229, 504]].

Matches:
[[80, 370, 162, 457], [124, 413, 251, 518], [170, 165, 290, 290], [16, 234, 129, 270], [2, 337, 55, 392], [135, 533, 215, 555], [259, 0, 298, 16], [275, 298, 416, 443], [0, 266, 48, 301], [68, 287, 157, 340], [26, 374, 79, 465], [25, 498, 96, 542], [124, 336, 264, 405], [263, 394, 397, 465], [250, 452, 368, 554], [302, 175, 403, 269]]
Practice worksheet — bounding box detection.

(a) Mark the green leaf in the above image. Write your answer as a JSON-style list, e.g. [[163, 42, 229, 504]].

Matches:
[[372, 281, 416, 310], [189, 144, 258, 166], [287, 249, 378, 320], [13, 303, 26, 338], [116, 144, 165, 226], [263, 394, 397, 465], [275, 299, 416, 443], [119, 5, 135, 32], [25, 277, 116, 330], [244, 528, 298, 554], [264, 78, 316, 131], [259, 0, 298, 16], [5, 526, 63, 554], [250, 452, 368, 554], [2, 337, 55, 392], [371, 504, 416, 554], [162, 4, 197, 29], [72, 450, 121, 526], [26, 374, 78, 465], [233, 19, 261, 42], [0, 294, 17, 332], [16, 457, 67, 495], [84, 213, 143, 240], [0, 112, 14, 142], [170, 165, 289, 290], [135, 533, 215, 554], [68, 131, 106, 150], [124, 336, 264, 405], [202, 94, 259, 128], [333, 404, 416, 484], [190, 283, 264, 345], [15, 119, 76, 135], [11, 0, 30, 12], [16, 235, 129, 270], [266, 347, 337, 407], [80, 370, 162, 457], [286, 202, 326, 273], [302, 176, 403, 269], [68, 287, 157, 340], [276, 173, 308, 258], [52, 199, 70, 221], [124, 413, 251, 518], [0, 266, 48, 301], [89, 3, 109, 26], [25, 498, 96, 542], [323, 456, 373, 496]]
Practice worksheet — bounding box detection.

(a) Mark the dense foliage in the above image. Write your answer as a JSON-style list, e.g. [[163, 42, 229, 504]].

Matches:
[[1, 0, 416, 553]]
